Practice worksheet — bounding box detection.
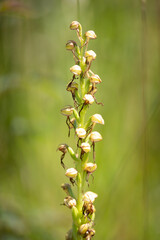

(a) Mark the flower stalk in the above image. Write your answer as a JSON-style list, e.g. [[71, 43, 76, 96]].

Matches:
[[58, 21, 104, 240]]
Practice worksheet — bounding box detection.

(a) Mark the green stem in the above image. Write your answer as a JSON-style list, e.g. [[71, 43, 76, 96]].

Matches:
[[80, 76, 85, 98], [80, 104, 88, 127], [72, 24, 88, 240]]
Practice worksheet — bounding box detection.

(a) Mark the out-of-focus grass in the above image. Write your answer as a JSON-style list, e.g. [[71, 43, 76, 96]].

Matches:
[[0, 0, 160, 239]]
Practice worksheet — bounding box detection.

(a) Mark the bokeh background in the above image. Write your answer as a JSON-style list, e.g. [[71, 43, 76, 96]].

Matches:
[[0, 0, 160, 239]]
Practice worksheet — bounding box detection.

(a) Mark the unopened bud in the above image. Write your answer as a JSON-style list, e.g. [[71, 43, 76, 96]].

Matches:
[[66, 40, 77, 51], [84, 163, 97, 173], [90, 131, 102, 142], [76, 128, 86, 139], [79, 223, 90, 235], [85, 50, 96, 62], [61, 106, 74, 116], [83, 94, 94, 104], [80, 142, 91, 153], [89, 74, 102, 84], [85, 30, 97, 39], [57, 144, 68, 153], [91, 114, 104, 125], [83, 191, 98, 203], [64, 196, 76, 208], [70, 65, 82, 75], [65, 168, 78, 178], [70, 21, 80, 30]]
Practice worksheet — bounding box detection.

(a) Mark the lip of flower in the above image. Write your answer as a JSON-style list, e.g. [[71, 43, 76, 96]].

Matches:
[[83, 94, 94, 104], [89, 74, 102, 84], [84, 163, 97, 173], [76, 128, 86, 139], [85, 30, 97, 39], [65, 168, 78, 178], [80, 142, 91, 153], [91, 114, 104, 125], [61, 106, 74, 116], [83, 191, 98, 203], [70, 65, 82, 75], [85, 50, 96, 61], [70, 20, 80, 30], [90, 131, 102, 142]]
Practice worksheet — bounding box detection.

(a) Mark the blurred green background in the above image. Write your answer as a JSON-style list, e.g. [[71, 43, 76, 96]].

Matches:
[[0, 0, 160, 239]]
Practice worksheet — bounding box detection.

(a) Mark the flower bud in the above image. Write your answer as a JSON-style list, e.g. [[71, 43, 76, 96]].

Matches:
[[70, 65, 82, 75], [91, 114, 104, 125], [76, 128, 86, 139], [70, 21, 80, 30], [66, 40, 77, 51], [65, 168, 78, 178], [85, 30, 97, 39], [85, 50, 96, 62], [90, 131, 102, 142], [84, 163, 97, 173], [64, 196, 76, 208], [83, 191, 98, 203], [89, 74, 102, 84], [80, 142, 91, 153], [57, 144, 68, 153], [83, 94, 94, 104], [79, 223, 90, 235], [66, 82, 78, 93], [61, 106, 74, 116]]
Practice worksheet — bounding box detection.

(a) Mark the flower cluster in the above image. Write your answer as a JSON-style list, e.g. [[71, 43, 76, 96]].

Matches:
[[58, 20, 104, 240]]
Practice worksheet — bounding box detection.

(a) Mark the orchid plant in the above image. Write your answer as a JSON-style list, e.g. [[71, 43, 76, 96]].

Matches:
[[58, 21, 104, 240]]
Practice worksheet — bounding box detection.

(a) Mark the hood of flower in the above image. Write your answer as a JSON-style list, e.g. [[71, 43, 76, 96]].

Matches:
[[85, 30, 97, 39], [90, 131, 102, 142], [83, 191, 98, 203], [81, 142, 91, 153], [84, 163, 97, 173], [83, 94, 94, 104], [70, 65, 82, 75], [85, 50, 96, 60], [61, 106, 74, 116], [91, 114, 104, 125], [70, 20, 80, 30], [65, 168, 78, 178], [76, 128, 86, 139], [90, 74, 102, 84]]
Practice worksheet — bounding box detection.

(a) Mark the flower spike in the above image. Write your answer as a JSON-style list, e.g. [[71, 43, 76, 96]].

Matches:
[[58, 21, 105, 239]]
